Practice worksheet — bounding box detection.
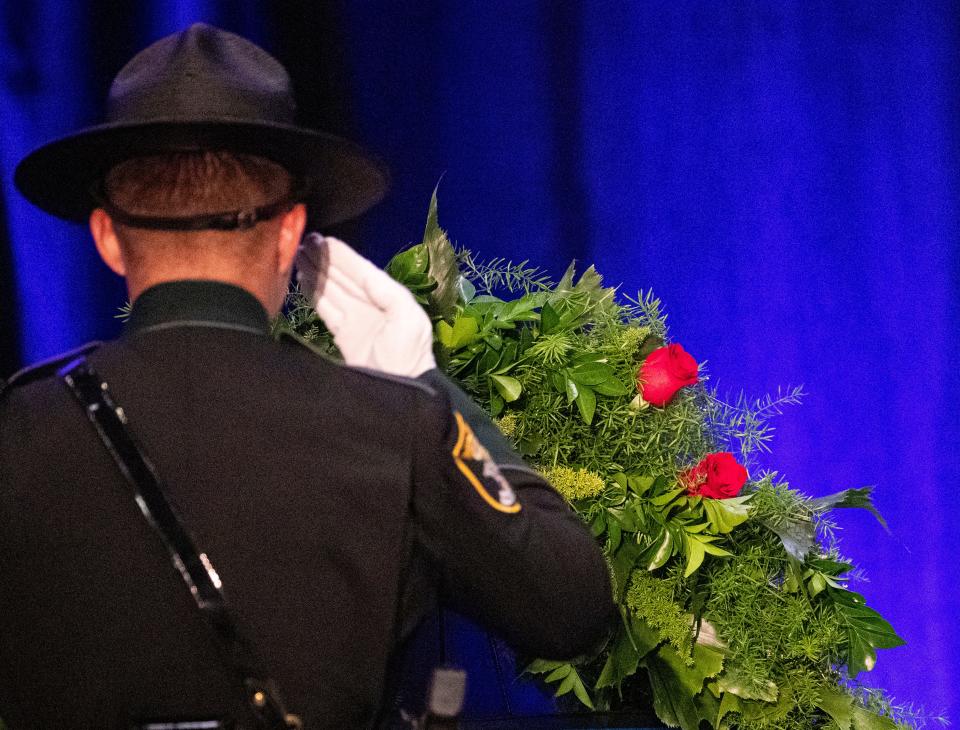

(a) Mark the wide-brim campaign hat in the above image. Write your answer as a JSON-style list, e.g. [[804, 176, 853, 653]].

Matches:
[[14, 23, 389, 229]]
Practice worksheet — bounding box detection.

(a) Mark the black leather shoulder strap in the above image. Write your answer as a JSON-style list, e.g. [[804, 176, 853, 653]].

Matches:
[[58, 355, 301, 730]]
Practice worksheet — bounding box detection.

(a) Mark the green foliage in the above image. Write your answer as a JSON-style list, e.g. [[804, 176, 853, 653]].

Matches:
[[626, 571, 694, 658], [542, 465, 606, 502], [284, 193, 920, 728], [829, 587, 905, 677], [272, 287, 337, 355]]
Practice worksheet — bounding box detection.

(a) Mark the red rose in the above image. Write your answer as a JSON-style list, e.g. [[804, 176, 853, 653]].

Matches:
[[637, 343, 699, 407], [683, 452, 748, 499]]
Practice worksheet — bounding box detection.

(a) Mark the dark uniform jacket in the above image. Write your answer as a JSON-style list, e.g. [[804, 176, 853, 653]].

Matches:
[[0, 281, 613, 729]]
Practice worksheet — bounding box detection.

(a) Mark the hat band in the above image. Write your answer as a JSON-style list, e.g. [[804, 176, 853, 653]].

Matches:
[[92, 186, 301, 232]]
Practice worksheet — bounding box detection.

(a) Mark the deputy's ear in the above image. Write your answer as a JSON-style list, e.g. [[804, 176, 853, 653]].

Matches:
[[89, 209, 127, 276], [277, 203, 307, 274]]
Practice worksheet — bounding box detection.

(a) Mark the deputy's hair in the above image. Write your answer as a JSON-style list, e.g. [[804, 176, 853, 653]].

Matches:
[[105, 151, 293, 218], [103, 151, 295, 265]]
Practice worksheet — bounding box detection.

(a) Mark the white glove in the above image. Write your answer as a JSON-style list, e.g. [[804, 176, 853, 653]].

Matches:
[[295, 233, 437, 377]]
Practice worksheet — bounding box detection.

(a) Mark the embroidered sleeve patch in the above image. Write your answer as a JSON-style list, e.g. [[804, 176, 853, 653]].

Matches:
[[451, 411, 521, 514]]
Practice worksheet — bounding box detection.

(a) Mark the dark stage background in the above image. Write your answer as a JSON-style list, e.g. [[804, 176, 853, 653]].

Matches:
[[2, 1, 958, 724]]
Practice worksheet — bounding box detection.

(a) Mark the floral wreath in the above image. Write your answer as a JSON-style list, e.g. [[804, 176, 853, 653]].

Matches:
[[277, 192, 942, 730]]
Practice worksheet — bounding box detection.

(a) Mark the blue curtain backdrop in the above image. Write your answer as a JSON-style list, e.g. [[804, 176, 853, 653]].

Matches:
[[2, 0, 958, 723]]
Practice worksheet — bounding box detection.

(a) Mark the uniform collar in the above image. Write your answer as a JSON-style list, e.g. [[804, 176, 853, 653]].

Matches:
[[125, 280, 271, 336]]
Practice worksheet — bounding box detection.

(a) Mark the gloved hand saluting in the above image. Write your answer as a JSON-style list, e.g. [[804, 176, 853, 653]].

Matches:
[[295, 233, 437, 377]]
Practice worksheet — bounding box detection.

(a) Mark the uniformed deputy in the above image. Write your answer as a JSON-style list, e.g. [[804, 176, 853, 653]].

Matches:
[[0, 24, 614, 729]]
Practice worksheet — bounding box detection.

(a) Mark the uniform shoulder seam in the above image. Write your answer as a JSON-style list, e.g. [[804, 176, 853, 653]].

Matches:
[[278, 330, 438, 396], [347, 366, 438, 396], [0, 341, 102, 398]]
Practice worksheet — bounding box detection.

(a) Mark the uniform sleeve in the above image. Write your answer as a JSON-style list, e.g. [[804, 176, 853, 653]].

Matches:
[[410, 378, 615, 660]]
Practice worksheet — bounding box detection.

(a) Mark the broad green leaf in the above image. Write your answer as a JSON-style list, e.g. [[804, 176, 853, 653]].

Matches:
[[760, 514, 817, 561], [695, 689, 721, 726], [645, 655, 703, 730], [494, 340, 519, 374], [487, 318, 517, 332], [609, 506, 638, 532], [638, 333, 665, 359], [700, 540, 732, 558], [435, 316, 479, 350], [852, 706, 898, 730], [488, 386, 505, 418], [590, 511, 606, 537], [476, 344, 502, 376], [626, 614, 662, 657], [482, 332, 503, 351], [627, 475, 655, 497], [435, 320, 454, 349], [607, 518, 622, 551], [646, 644, 724, 730], [809, 557, 855, 577], [564, 377, 579, 405], [816, 687, 854, 730], [611, 540, 643, 600], [784, 555, 804, 593], [684, 534, 732, 577], [421, 183, 443, 242], [651, 487, 685, 507], [456, 275, 476, 303], [739, 682, 795, 722], [517, 325, 534, 354], [571, 264, 606, 298], [828, 588, 905, 677], [500, 294, 547, 322], [555, 671, 575, 695], [552, 262, 615, 308], [551, 665, 594, 709], [549, 370, 566, 393], [575, 385, 597, 424], [657, 643, 725, 696], [545, 664, 572, 683], [570, 670, 595, 710], [554, 261, 577, 293], [717, 691, 743, 725], [524, 658, 567, 674], [569, 361, 616, 385], [596, 623, 641, 690], [593, 377, 633, 396], [645, 529, 673, 570], [518, 433, 542, 456], [701, 494, 753, 534], [421, 186, 460, 319], [684, 534, 706, 577], [540, 300, 560, 334], [809, 486, 889, 532], [489, 374, 522, 402], [808, 571, 828, 598], [385, 243, 429, 282]]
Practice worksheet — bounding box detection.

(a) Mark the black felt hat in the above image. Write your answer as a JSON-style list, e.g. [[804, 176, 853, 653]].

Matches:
[[14, 23, 389, 228]]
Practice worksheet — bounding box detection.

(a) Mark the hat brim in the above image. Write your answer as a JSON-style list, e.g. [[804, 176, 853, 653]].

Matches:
[[14, 119, 390, 228]]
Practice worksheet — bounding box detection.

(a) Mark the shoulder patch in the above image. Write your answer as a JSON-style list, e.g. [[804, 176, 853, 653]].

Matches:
[[451, 411, 521, 514], [0, 341, 102, 400]]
